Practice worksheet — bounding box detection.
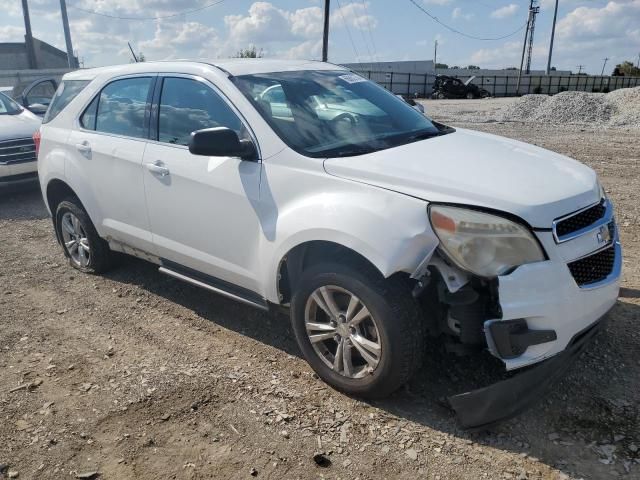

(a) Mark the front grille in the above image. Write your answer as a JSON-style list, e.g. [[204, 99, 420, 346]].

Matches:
[[0, 137, 37, 165], [555, 200, 606, 238], [567, 244, 616, 286]]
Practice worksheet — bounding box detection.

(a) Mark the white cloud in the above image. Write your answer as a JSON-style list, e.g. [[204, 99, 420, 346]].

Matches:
[[452, 6, 473, 20], [0, 26, 24, 42], [491, 4, 519, 19], [139, 20, 220, 59]]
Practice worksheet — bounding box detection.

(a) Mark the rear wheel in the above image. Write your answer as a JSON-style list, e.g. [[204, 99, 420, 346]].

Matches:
[[55, 199, 115, 273], [290, 262, 424, 398], [466, 91, 475, 99]]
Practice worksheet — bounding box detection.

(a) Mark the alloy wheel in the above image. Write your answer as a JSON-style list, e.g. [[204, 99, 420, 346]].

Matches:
[[304, 285, 382, 379], [60, 212, 91, 267]]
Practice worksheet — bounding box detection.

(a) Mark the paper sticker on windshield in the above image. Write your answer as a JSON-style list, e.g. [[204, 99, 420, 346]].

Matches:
[[339, 74, 366, 84]]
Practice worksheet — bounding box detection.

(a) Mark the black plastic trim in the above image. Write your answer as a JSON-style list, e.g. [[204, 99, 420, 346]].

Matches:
[[448, 316, 606, 430], [160, 258, 268, 310]]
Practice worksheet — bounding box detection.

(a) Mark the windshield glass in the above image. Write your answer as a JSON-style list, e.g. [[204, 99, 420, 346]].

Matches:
[[0, 91, 23, 115], [232, 70, 444, 157]]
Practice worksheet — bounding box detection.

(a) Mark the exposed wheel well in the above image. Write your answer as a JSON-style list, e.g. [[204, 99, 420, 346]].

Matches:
[[46, 179, 81, 214], [277, 241, 385, 304]]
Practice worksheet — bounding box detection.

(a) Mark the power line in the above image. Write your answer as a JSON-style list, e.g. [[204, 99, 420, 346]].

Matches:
[[359, 0, 379, 63], [407, 0, 527, 41], [348, 0, 374, 68], [335, 0, 361, 61], [68, 0, 226, 21]]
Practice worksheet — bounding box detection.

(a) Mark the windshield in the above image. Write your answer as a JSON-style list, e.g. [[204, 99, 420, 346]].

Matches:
[[0, 91, 23, 115], [232, 70, 445, 157]]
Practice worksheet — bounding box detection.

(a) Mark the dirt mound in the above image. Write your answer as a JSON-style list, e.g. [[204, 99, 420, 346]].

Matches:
[[500, 87, 640, 127]]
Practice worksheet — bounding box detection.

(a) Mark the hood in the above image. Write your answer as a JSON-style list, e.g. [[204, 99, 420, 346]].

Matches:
[[0, 110, 41, 142], [323, 128, 599, 228]]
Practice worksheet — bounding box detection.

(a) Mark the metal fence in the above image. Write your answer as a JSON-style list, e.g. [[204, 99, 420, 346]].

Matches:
[[353, 70, 640, 98]]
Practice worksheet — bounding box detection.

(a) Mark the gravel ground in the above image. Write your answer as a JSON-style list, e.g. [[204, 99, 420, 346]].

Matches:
[[1, 101, 639, 479]]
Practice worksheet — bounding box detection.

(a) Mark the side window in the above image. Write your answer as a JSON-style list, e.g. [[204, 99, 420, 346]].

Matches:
[[42, 80, 89, 124], [95, 77, 152, 139], [158, 77, 244, 146], [80, 95, 98, 130]]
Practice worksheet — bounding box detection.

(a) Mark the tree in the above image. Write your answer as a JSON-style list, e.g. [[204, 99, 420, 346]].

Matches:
[[129, 51, 146, 63], [612, 61, 640, 77], [435, 63, 449, 69], [466, 65, 480, 70], [234, 46, 263, 58]]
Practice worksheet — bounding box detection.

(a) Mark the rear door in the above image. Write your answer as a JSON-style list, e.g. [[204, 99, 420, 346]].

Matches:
[[66, 75, 156, 252], [142, 74, 263, 292]]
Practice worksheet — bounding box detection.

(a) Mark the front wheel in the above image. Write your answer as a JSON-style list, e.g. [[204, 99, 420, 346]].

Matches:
[[290, 262, 424, 399], [466, 92, 475, 99]]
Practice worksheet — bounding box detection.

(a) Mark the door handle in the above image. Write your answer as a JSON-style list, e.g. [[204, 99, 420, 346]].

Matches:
[[75, 141, 91, 155], [145, 161, 170, 177]]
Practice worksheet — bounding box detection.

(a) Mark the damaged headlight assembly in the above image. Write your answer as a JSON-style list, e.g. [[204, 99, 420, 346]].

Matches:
[[428, 205, 545, 277]]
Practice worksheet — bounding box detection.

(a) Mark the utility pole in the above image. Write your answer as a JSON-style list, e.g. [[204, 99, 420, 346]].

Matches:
[[545, 0, 558, 75], [322, 0, 330, 62], [516, 1, 533, 95], [601, 58, 609, 76], [21, 0, 37, 69], [636, 52, 640, 69], [524, 1, 540, 74], [59, 0, 77, 68], [576, 65, 584, 75], [128, 42, 139, 63], [433, 39, 438, 74]]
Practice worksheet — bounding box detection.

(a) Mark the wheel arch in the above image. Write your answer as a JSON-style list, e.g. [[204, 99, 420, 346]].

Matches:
[[275, 239, 388, 305], [46, 179, 85, 246]]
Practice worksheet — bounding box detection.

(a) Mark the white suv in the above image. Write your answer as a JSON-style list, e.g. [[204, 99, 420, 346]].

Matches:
[[37, 60, 621, 428]]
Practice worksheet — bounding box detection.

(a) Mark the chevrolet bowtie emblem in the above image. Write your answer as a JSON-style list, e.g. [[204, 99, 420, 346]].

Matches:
[[597, 225, 611, 245]]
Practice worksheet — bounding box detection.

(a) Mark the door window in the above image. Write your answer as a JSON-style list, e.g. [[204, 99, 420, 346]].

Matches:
[[94, 77, 152, 139], [157, 77, 245, 146]]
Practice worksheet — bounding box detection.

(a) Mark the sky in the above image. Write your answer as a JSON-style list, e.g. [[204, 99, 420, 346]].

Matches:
[[2, 0, 639, 74]]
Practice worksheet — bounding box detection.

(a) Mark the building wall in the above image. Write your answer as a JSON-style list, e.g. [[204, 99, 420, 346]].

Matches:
[[0, 37, 73, 71]]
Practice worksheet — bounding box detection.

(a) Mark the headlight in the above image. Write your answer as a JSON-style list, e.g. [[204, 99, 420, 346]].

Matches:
[[429, 205, 545, 277]]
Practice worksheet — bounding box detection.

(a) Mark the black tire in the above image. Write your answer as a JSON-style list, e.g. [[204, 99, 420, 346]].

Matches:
[[290, 261, 424, 399], [54, 198, 115, 274], [466, 91, 475, 100]]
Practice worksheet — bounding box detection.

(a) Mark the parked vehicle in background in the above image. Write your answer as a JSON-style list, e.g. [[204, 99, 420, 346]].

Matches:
[[37, 60, 620, 429], [3, 78, 59, 117], [432, 75, 490, 99], [0, 91, 41, 189]]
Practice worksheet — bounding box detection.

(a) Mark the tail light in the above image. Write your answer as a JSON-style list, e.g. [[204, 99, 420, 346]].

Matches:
[[33, 130, 41, 156]]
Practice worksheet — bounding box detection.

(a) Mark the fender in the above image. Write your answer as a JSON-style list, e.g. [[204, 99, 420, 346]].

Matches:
[[260, 185, 439, 303]]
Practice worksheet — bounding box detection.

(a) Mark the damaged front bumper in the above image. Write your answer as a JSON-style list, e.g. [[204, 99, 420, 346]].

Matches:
[[448, 316, 606, 430]]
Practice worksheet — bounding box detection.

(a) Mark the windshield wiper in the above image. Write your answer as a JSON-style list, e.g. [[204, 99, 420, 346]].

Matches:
[[330, 145, 379, 157], [407, 129, 446, 142]]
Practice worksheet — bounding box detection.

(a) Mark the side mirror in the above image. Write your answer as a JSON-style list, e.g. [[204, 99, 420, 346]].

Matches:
[[28, 103, 48, 115], [188, 127, 257, 160]]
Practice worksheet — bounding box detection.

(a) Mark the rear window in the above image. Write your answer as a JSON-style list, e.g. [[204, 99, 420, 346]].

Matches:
[[43, 80, 90, 124]]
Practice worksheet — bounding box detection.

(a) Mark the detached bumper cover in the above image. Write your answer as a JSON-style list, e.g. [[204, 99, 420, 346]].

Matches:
[[448, 317, 604, 430]]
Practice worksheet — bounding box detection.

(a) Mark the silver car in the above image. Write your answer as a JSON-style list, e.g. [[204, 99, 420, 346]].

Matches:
[[0, 91, 41, 189]]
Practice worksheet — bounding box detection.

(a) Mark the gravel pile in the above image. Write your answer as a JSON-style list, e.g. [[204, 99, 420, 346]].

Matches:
[[500, 87, 640, 127], [607, 86, 640, 126]]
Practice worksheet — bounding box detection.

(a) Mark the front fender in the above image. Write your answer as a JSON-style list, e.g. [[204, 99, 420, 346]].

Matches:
[[262, 188, 438, 303]]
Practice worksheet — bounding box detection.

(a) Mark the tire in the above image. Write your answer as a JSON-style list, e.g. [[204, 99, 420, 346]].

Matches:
[[437, 92, 446, 100], [466, 92, 475, 99], [55, 198, 115, 274], [290, 261, 424, 399]]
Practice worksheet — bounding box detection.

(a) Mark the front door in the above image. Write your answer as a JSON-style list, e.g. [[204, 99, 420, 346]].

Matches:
[[142, 75, 263, 293]]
